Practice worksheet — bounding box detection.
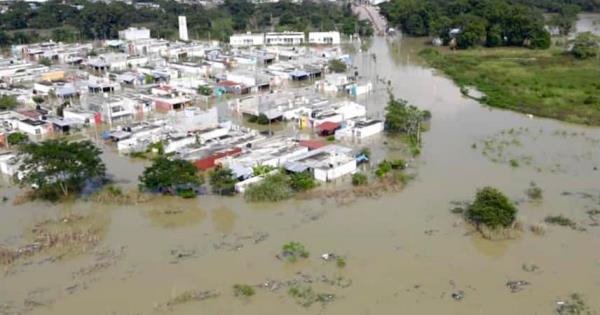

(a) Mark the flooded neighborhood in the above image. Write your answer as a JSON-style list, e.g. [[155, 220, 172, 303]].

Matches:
[[1, 1, 600, 314]]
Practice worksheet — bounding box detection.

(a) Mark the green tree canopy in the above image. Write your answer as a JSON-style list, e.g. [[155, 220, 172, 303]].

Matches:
[[0, 95, 19, 111], [7, 132, 28, 146], [139, 157, 203, 196], [328, 59, 347, 73], [209, 167, 238, 195], [17, 140, 106, 200], [466, 186, 518, 229]]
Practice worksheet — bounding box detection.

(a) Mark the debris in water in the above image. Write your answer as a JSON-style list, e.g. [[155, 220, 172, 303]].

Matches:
[[320, 253, 337, 261], [451, 290, 464, 301], [522, 263, 541, 273], [506, 280, 530, 293]]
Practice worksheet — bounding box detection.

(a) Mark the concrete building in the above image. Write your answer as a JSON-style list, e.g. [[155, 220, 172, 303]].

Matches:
[[265, 32, 305, 46], [230, 33, 265, 47], [308, 32, 341, 45], [118, 27, 151, 41], [285, 144, 357, 182], [179, 16, 189, 42]]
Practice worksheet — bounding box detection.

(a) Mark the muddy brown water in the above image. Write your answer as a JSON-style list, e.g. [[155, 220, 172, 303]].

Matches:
[[2, 34, 600, 314]]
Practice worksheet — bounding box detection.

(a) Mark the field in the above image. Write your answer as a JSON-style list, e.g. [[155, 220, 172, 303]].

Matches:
[[419, 47, 600, 125]]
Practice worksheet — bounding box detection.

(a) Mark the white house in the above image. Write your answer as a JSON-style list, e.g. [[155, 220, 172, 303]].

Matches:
[[265, 32, 305, 46], [230, 33, 265, 47], [15, 119, 50, 137], [335, 119, 384, 141], [308, 32, 341, 45], [286, 144, 356, 182], [118, 27, 151, 41]]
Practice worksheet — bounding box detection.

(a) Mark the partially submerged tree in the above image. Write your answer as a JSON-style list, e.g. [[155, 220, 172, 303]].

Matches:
[[570, 32, 600, 59], [139, 157, 203, 197], [197, 85, 213, 96], [466, 186, 518, 229], [17, 140, 106, 200], [209, 167, 238, 195], [328, 59, 347, 73], [550, 4, 580, 36]]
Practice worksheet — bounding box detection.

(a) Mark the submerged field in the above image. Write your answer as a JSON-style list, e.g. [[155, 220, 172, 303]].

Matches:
[[419, 46, 600, 125]]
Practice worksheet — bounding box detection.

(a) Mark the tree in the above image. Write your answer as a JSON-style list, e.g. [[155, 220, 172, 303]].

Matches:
[[328, 59, 347, 73], [0, 96, 19, 111], [139, 157, 203, 197], [32, 96, 45, 105], [550, 4, 580, 36], [352, 173, 368, 186], [384, 95, 427, 134], [466, 187, 518, 229], [17, 140, 106, 200], [456, 15, 488, 49], [209, 167, 238, 195], [144, 74, 154, 84], [245, 173, 292, 202], [7, 132, 28, 146], [570, 32, 600, 59]]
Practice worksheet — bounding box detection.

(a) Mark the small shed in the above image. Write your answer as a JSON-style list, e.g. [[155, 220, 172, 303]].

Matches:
[[316, 121, 340, 136]]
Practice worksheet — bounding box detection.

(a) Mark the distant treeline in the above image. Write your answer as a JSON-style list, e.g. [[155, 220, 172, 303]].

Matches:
[[380, 0, 561, 49], [510, 0, 600, 12], [0, 0, 372, 46]]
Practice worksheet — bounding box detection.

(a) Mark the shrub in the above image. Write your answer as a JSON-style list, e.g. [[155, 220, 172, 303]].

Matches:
[[281, 241, 309, 263], [245, 173, 292, 202], [526, 183, 543, 200], [7, 132, 28, 146], [289, 171, 317, 192], [336, 257, 346, 268], [328, 59, 347, 73], [139, 157, 203, 197], [544, 215, 577, 229], [256, 114, 270, 125], [352, 173, 368, 186], [209, 168, 238, 195], [233, 284, 255, 297], [466, 187, 518, 229]]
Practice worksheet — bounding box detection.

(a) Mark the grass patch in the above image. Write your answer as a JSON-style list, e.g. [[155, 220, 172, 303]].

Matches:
[[544, 215, 581, 230], [288, 286, 335, 308], [419, 47, 600, 125], [281, 242, 309, 263], [233, 284, 255, 298]]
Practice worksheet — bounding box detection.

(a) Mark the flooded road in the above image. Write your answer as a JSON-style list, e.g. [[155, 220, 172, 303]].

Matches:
[[2, 35, 600, 314]]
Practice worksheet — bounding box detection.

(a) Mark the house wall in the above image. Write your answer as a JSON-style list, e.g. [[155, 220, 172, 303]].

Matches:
[[308, 32, 341, 45], [230, 34, 265, 47], [164, 136, 196, 154], [314, 159, 356, 182], [16, 121, 49, 136]]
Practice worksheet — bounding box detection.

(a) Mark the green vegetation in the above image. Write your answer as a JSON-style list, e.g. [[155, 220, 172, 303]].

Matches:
[[289, 171, 317, 192], [384, 95, 429, 155], [252, 164, 275, 176], [197, 85, 213, 96], [544, 215, 578, 229], [288, 286, 335, 308], [375, 159, 407, 178], [510, 159, 520, 168], [419, 47, 600, 125], [556, 293, 590, 315], [139, 157, 203, 197], [549, 4, 580, 36], [0, 0, 370, 45], [245, 171, 317, 202], [144, 74, 154, 84], [0, 95, 19, 111], [7, 132, 28, 146], [38, 57, 52, 66], [209, 168, 238, 195], [467, 187, 518, 229], [32, 95, 45, 105], [17, 140, 106, 201], [336, 257, 346, 268], [328, 59, 347, 73], [245, 173, 292, 202], [526, 182, 543, 200], [281, 241, 309, 263], [352, 173, 368, 186], [380, 0, 550, 49], [570, 32, 600, 59], [233, 284, 255, 298]]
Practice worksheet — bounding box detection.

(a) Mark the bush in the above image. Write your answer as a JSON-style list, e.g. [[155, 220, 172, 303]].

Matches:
[[328, 59, 347, 73], [289, 171, 317, 192], [466, 187, 518, 229], [256, 114, 270, 125], [352, 173, 368, 186], [209, 168, 238, 195], [336, 257, 346, 268], [526, 183, 543, 200], [245, 173, 292, 202], [281, 241, 309, 263], [7, 132, 28, 146], [233, 284, 255, 297], [544, 215, 577, 229]]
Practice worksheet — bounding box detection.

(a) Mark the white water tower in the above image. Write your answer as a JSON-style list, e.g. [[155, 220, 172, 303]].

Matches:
[[178, 16, 189, 41]]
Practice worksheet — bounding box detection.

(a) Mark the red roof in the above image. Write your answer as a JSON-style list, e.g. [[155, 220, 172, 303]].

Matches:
[[299, 140, 328, 150], [193, 147, 242, 170], [317, 121, 340, 132], [218, 80, 242, 87]]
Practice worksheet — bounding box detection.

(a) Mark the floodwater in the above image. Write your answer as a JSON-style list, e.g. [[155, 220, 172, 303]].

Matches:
[[2, 36, 600, 315]]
